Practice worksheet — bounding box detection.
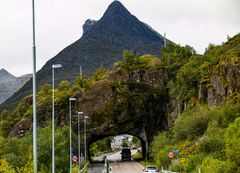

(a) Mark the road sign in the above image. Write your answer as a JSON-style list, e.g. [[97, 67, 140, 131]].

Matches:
[[168, 151, 174, 159], [72, 155, 78, 163], [171, 149, 179, 153]]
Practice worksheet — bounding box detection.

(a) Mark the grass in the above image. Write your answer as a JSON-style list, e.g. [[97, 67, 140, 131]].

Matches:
[[139, 160, 156, 167], [132, 152, 143, 160], [132, 152, 156, 166]]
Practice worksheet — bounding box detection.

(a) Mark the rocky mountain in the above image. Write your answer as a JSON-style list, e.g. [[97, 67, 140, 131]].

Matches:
[[0, 69, 31, 104], [0, 1, 166, 110], [82, 19, 98, 35]]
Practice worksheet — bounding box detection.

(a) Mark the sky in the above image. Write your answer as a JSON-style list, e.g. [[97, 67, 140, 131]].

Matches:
[[0, 0, 239, 77]]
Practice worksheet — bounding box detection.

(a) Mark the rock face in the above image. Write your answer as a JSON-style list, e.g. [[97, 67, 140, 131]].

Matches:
[[207, 65, 240, 107], [0, 69, 31, 104], [72, 61, 168, 160], [0, 1, 165, 111], [82, 19, 98, 35]]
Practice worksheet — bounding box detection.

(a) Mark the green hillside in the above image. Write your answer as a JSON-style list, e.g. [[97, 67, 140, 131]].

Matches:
[[0, 34, 240, 172], [151, 34, 240, 172]]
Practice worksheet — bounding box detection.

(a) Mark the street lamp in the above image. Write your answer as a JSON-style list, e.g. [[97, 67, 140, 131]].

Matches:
[[52, 64, 62, 173], [84, 115, 89, 163], [31, 0, 37, 172], [77, 112, 83, 172], [69, 98, 76, 173]]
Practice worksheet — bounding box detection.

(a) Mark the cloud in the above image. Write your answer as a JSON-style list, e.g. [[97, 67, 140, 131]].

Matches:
[[0, 0, 239, 76]]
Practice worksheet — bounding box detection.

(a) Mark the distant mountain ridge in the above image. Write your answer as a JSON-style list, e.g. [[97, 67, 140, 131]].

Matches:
[[0, 69, 31, 104], [0, 1, 166, 110]]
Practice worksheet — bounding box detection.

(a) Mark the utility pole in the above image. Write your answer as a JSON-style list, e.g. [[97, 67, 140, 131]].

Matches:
[[164, 33, 167, 47], [80, 66, 82, 79]]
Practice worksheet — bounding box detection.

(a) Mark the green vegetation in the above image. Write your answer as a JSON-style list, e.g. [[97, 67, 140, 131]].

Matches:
[[0, 33, 239, 172], [90, 137, 113, 157], [151, 103, 240, 172], [0, 123, 75, 172], [0, 73, 93, 172], [131, 152, 143, 160], [150, 34, 240, 172]]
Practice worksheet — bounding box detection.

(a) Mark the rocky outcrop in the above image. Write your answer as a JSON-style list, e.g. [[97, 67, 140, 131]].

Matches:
[[82, 19, 98, 35], [207, 58, 240, 107], [71, 61, 168, 160], [9, 118, 32, 138], [0, 0, 166, 111], [0, 69, 31, 104]]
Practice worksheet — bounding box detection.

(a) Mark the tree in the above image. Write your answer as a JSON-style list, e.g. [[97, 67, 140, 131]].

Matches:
[[160, 43, 195, 80], [92, 67, 108, 81], [0, 159, 15, 173]]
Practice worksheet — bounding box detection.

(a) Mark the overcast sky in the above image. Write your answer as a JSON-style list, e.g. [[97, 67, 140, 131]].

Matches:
[[0, 0, 239, 77]]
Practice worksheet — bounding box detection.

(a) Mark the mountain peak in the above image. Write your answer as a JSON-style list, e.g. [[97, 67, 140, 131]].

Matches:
[[0, 68, 8, 73], [0, 68, 15, 79], [1, 1, 166, 110], [103, 0, 131, 18], [108, 0, 124, 8]]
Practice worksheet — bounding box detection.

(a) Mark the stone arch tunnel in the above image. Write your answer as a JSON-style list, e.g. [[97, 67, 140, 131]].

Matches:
[[73, 65, 168, 161]]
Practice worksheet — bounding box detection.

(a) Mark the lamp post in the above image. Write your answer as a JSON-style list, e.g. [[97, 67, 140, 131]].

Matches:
[[52, 64, 62, 173], [84, 115, 89, 163], [78, 112, 83, 171], [69, 98, 76, 173], [32, 0, 37, 172]]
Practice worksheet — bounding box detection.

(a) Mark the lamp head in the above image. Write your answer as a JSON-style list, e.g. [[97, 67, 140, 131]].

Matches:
[[78, 112, 84, 116], [69, 97, 76, 101], [52, 64, 62, 68]]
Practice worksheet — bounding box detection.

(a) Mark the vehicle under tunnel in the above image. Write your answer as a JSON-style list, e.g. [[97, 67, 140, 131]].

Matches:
[[89, 134, 143, 163]]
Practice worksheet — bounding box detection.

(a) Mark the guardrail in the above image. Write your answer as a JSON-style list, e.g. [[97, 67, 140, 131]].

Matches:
[[79, 162, 89, 173]]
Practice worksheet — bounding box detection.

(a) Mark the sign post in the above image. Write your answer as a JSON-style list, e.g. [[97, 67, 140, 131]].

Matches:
[[168, 151, 174, 171], [168, 151, 174, 159], [72, 155, 78, 163]]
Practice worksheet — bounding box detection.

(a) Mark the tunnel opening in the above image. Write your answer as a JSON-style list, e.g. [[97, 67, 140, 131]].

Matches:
[[89, 134, 144, 163]]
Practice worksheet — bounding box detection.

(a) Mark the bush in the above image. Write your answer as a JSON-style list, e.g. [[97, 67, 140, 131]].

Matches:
[[223, 101, 240, 127], [185, 154, 204, 173], [201, 156, 238, 173], [0, 123, 75, 172], [199, 121, 225, 158], [92, 67, 108, 81], [150, 132, 176, 168], [0, 159, 15, 173], [225, 117, 240, 166], [173, 105, 209, 140], [150, 132, 172, 159]]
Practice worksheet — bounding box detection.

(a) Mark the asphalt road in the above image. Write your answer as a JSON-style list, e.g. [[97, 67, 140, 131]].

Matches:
[[88, 150, 144, 173], [87, 163, 104, 173], [108, 150, 144, 173]]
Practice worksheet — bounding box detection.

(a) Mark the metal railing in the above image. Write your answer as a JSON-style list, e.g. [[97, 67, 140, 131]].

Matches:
[[79, 162, 89, 173]]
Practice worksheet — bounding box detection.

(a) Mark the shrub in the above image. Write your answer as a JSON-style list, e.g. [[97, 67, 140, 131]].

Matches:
[[223, 101, 240, 127], [173, 105, 209, 140], [201, 156, 238, 173], [225, 117, 240, 166], [199, 121, 225, 158], [92, 67, 108, 81], [0, 159, 15, 173], [150, 132, 176, 168]]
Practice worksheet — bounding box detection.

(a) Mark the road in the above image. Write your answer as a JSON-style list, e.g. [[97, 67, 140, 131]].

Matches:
[[88, 150, 144, 173]]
